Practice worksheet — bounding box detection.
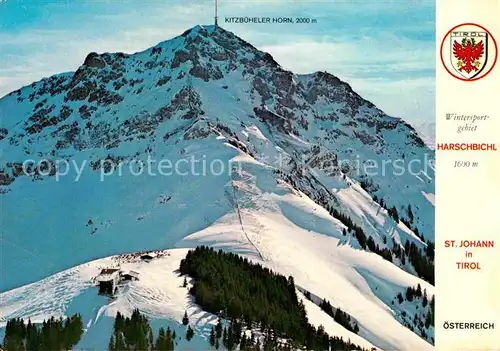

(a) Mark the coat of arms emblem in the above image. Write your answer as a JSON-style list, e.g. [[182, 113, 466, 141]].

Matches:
[[441, 23, 497, 81]]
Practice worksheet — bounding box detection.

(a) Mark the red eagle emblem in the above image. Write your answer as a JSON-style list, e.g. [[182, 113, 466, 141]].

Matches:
[[452, 38, 484, 73]]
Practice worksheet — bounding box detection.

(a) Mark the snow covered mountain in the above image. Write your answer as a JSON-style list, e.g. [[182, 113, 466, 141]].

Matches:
[[412, 121, 436, 150], [0, 25, 435, 350]]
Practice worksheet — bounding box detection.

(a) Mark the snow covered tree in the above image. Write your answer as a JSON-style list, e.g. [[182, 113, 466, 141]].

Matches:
[[405, 287, 414, 302], [167, 327, 174, 350], [155, 327, 174, 351], [178, 246, 367, 350], [155, 328, 166, 351], [425, 311, 432, 328], [148, 328, 154, 349], [226, 323, 235, 350], [223, 327, 228, 347], [186, 326, 194, 341], [407, 204, 414, 223], [240, 331, 248, 349], [396, 293, 404, 304], [135, 327, 149, 351], [115, 332, 126, 350], [388, 206, 399, 222], [416, 284, 422, 298], [209, 326, 216, 347], [422, 290, 428, 307], [4, 314, 84, 351], [215, 318, 223, 339], [109, 335, 115, 351]]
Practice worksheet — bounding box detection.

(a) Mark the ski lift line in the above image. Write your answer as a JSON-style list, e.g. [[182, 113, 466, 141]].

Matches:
[[230, 172, 264, 261]]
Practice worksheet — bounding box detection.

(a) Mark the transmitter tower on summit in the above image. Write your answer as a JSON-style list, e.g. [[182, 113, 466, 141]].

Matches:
[[215, 0, 219, 26]]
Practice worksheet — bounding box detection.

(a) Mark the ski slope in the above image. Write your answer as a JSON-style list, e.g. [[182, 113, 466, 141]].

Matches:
[[1, 154, 433, 350]]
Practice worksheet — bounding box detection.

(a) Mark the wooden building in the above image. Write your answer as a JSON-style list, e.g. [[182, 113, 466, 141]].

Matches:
[[121, 270, 140, 281], [140, 253, 156, 262], [97, 268, 121, 295]]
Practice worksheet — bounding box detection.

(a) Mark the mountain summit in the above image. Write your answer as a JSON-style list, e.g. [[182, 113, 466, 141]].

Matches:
[[0, 25, 435, 350]]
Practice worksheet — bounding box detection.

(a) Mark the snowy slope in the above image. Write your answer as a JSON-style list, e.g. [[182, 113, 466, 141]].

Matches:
[[412, 121, 436, 150], [0, 248, 377, 350], [0, 25, 434, 247], [1, 153, 434, 350], [0, 24, 434, 350]]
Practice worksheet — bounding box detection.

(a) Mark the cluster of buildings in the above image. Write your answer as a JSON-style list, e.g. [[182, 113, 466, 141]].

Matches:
[[96, 253, 156, 296]]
